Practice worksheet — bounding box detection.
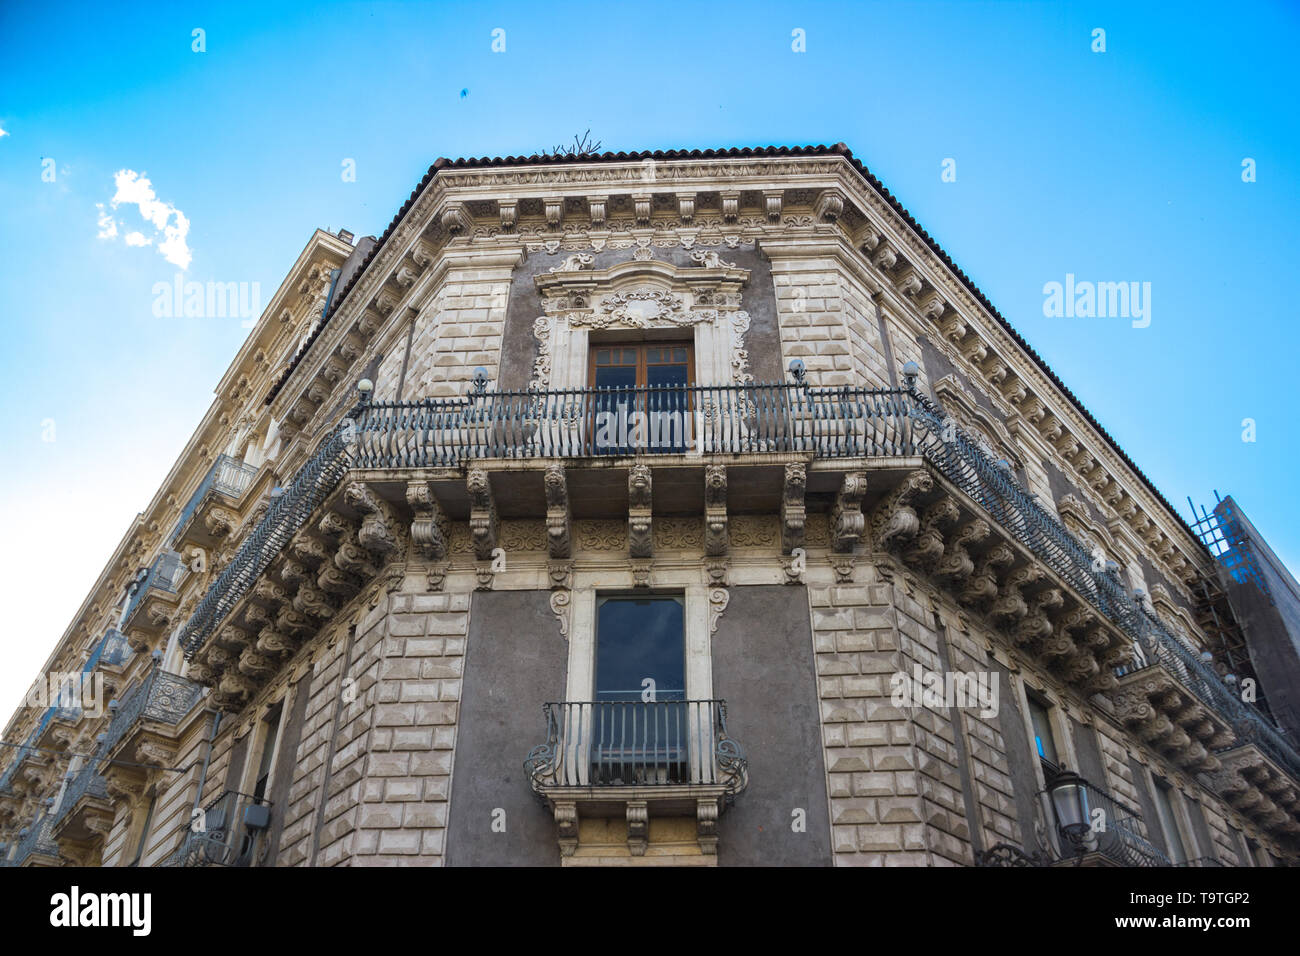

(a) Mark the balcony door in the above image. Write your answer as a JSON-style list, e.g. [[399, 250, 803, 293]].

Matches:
[[589, 343, 692, 454], [584, 596, 689, 785]]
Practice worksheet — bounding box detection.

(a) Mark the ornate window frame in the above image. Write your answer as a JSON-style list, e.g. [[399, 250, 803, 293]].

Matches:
[[530, 253, 753, 393]]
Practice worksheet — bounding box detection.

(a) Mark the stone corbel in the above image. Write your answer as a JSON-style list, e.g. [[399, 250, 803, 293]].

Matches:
[[411, 237, 436, 270], [704, 465, 728, 556], [903, 495, 959, 570], [628, 465, 653, 559], [345, 483, 405, 557], [544, 464, 572, 559], [720, 191, 740, 223], [627, 801, 649, 856], [441, 202, 470, 235], [677, 193, 696, 223], [933, 518, 990, 585], [554, 801, 579, 857], [959, 542, 1015, 608], [587, 195, 608, 227], [871, 470, 934, 551], [467, 469, 498, 561], [815, 188, 845, 223], [763, 190, 783, 223], [780, 463, 806, 555], [830, 472, 869, 553], [697, 798, 720, 854], [632, 194, 652, 225], [406, 481, 450, 561], [498, 200, 517, 232]]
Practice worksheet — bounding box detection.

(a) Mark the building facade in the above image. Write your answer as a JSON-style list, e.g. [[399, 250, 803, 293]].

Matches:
[[2, 144, 1297, 867]]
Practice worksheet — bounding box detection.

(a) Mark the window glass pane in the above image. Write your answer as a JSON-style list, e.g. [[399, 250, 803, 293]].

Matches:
[[1027, 696, 1058, 765], [595, 597, 685, 701]]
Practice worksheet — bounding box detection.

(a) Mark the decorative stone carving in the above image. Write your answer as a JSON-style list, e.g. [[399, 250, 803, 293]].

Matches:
[[781, 463, 806, 555], [872, 471, 934, 551], [960, 542, 1015, 608], [467, 469, 498, 562], [704, 465, 728, 556], [709, 587, 730, 634], [628, 465, 653, 558], [544, 465, 571, 559], [830, 472, 869, 554], [345, 483, 404, 556], [904, 496, 960, 570], [406, 481, 449, 561]]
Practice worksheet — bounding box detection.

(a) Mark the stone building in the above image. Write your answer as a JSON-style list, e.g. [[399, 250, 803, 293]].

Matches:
[[2, 143, 1297, 867]]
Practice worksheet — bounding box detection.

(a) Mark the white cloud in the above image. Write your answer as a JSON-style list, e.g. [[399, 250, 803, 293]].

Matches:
[[95, 203, 118, 239], [100, 169, 192, 269], [0, 126, 9, 139]]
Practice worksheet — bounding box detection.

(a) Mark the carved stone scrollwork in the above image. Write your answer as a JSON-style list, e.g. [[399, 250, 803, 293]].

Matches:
[[406, 481, 450, 561], [626, 801, 649, 856], [704, 465, 728, 557], [960, 542, 1014, 608], [933, 518, 990, 585], [1013, 587, 1063, 649], [990, 566, 1042, 629], [554, 801, 578, 857], [903, 496, 959, 570], [544, 465, 572, 559], [293, 580, 337, 620], [872, 471, 934, 551], [830, 472, 869, 554], [466, 469, 499, 562], [628, 464, 653, 559], [345, 482, 404, 556], [549, 589, 571, 640], [709, 587, 730, 635], [781, 463, 806, 555], [697, 798, 720, 854], [426, 562, 448, 592], [204, 507, 238, 538]]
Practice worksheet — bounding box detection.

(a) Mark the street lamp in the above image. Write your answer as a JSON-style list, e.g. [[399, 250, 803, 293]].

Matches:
[[1046, 769, 1091, 853]]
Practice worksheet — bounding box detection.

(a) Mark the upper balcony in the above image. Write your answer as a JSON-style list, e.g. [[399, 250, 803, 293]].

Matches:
[[173, 380, 1300, 842], [170, 453, 260, 550], [48, 758, 113, 856], [525, 699, 747, 857], [1, 815, 59, 867], [121, 550, 185, 653]]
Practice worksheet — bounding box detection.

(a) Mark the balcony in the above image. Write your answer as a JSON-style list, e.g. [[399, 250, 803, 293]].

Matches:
[[49, 759, 113, 852], [525, 700, 747, 857], [161, 790, 271, 867], [98, 664, 204, 795], [170, 453, 259, 549], [121, 550, 185, 652], [174, 383, 1300, 821], [2, 815, 60, 867]]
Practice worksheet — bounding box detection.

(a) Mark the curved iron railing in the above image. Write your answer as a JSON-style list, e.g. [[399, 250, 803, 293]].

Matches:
[[525, 699, 748, 796], [49, 757, 110, 829], [160, 789, 270, 867]]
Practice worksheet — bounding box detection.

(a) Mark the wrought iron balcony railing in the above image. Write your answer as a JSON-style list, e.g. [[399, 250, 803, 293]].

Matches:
[[161, 790, 271, 867], [173, 383, 1300, 779], [1060, 779, 1172, 867], [525, 699, 748, 795], [121, 550, 185, 629], [49, 758, 110, 829], [2, 815, 59, 867], [169, 453, 260, 546], [99, 664, 205, 757]]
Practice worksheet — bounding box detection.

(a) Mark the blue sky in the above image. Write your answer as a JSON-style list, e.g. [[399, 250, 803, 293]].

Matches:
[[1, 0, 1297, 709]]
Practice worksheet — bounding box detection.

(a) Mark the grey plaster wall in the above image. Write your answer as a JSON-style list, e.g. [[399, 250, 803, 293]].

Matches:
[[444, 590, 568, 866], [497, 243, 783, 391], [711, 585, 832, 866]]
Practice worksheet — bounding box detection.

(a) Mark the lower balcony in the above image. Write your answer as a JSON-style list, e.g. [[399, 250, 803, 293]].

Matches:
[[525, 699, 747, 861], [2, 815, 60, 867], [99, 665, 205, 798], [162, 790, 271, 867], [49, 762, 114, 863]]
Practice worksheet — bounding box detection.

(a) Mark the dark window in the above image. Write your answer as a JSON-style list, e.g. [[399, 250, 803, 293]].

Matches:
[[595, 596, 685, 702], [1151, 777, 1187, 864], [252, 703, 284, 804], [1026, 693, 1059, 772]]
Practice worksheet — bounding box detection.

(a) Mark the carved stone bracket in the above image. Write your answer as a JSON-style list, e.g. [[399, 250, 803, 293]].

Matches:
[[467, 469, 499, 561], [544, 464, 572, 559], [406, 481, 450, 560], [830, 472, 868, 553], [628, 465, 653, 559], [781, 463, 806, 555], [704, 465, 728, 556]]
